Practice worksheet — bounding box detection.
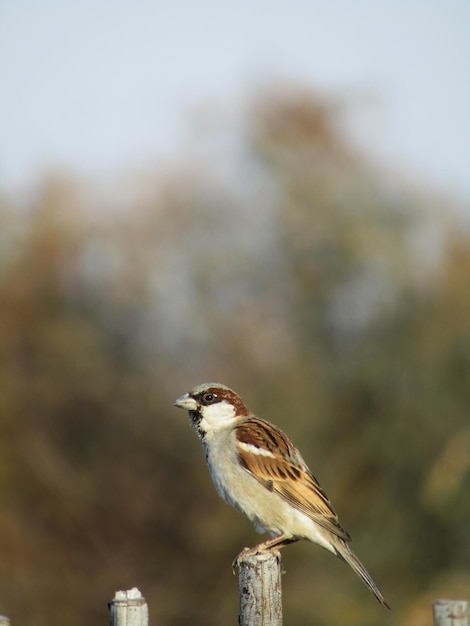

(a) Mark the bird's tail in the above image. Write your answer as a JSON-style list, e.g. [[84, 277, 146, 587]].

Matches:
[[334, 541, 391, 609]]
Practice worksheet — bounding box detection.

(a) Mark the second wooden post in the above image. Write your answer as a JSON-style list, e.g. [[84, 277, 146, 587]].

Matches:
[[238, 552, 283, 626]]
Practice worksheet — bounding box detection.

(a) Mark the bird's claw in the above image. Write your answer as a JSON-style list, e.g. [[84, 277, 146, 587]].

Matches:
[[232, 546, 258, 573], [232, 545, 282, 574]]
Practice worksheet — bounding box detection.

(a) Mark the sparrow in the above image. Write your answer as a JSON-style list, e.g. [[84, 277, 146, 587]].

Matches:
[[174, 382, 390, 609]]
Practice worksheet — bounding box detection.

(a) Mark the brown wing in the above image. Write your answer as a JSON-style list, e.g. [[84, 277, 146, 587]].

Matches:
[[235, 418, 351, 542]]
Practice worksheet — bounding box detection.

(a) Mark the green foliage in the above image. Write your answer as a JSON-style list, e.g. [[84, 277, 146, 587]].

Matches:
[[0, 88, 468, 625]]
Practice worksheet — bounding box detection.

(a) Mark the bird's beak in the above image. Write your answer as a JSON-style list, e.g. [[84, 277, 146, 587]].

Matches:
[[174, 393, 198, 411]]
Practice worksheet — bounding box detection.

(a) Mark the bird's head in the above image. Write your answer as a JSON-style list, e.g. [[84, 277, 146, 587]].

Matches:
[[174, 382, 251, 438]]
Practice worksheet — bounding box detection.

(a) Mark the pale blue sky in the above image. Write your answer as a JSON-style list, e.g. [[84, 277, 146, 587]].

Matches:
[[1, 1, 469, 198]]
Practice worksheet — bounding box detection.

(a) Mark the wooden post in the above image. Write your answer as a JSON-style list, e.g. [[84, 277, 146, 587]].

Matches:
[[433, 599, 469, 626], [109, 588, 148, 626], [238, 552, 283, 626]]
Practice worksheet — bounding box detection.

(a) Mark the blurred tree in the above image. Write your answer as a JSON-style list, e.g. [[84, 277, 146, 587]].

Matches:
[[0, 86, 468, 626]]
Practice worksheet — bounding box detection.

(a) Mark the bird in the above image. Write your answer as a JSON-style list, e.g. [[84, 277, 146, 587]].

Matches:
[[174, 382, 390, 609]]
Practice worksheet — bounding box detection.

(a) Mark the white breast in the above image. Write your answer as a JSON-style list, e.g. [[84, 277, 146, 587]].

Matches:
[[201, 427, 338, 554]]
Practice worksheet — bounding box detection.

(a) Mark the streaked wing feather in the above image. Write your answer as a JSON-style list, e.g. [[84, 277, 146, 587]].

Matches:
[[236, 419, 351, 542]]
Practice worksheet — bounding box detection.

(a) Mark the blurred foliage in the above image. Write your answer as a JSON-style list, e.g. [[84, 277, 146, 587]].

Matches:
[[0, 87, 469, 626]]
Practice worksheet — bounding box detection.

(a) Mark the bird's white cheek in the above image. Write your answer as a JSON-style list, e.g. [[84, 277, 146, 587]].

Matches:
[[199, 401, 237, 432]]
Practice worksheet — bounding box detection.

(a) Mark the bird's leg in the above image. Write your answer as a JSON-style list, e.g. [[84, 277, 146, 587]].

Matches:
[[232, 534, 298, 572]]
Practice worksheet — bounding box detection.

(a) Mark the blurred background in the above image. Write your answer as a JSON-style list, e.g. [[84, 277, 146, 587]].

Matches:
[[1, 2, 469, 625]]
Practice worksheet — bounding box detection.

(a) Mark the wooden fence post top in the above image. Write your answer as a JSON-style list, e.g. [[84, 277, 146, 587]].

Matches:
[[238, 551, 283, 626], [112, 587, 145, 601], [433, 599, 469, 626], [109, 587, 148, 626]]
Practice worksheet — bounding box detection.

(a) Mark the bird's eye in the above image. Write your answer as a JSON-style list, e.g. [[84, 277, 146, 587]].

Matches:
[[202, 392, 216, 404]]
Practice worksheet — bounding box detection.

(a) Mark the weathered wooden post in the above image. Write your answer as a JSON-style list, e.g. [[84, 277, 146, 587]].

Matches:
[[109, 588, 148, 626], [433, 599, 469, 626], [237, 552, 283, 626]]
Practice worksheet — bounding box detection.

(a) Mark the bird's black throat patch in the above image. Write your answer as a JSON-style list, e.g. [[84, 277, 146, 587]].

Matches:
[[189, 410, 206, 440]]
